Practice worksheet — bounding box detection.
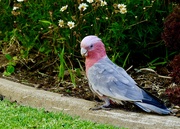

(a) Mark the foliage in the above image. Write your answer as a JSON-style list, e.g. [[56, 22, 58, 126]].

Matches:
[[169, 54, 180, 84], [165, 86, 180, 106], [162, 5, 180, 50], [0, 0, 177, 85], [0, 100, 121, 129], [165, 53, 180, 106], [3, 54, 16, 76]]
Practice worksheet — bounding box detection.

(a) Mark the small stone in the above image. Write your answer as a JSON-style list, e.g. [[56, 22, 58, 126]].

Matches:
[[171, 109, 179, 113], [174, 105, 180, 109], [176, 113, 180, 117]]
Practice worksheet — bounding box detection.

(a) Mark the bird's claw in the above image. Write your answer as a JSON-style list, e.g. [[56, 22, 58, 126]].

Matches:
[[89, 105, 111, 110]]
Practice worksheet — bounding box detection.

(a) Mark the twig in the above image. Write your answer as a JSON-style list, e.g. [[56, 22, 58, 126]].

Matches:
[[76, 58, 85, 73], [42, 56, 59, 69], [137, 68, 156, 73], [129, 19, 148, 28], [157, 75, 172, 79], [126, 65, 133, 72], [136, 67, 172, 79]]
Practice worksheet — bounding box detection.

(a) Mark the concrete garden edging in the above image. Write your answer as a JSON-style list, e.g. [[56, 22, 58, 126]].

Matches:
[[0, 78, 179, 129]]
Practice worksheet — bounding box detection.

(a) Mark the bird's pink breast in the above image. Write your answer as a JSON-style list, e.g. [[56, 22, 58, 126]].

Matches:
[[84, 42, 107, 73]]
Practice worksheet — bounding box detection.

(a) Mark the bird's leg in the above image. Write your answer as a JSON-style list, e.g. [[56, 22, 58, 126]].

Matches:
[[90, 97, 111, 110]]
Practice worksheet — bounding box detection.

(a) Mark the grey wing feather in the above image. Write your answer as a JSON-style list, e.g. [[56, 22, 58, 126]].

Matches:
[[87, 57, 143, 102]]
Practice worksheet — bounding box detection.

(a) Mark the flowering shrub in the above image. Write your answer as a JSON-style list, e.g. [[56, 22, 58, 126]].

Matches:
[[0, 0, 176, 77], [165, 86, 180, 106], [169, 54, 180, 84], [162, 5, 180, 50]]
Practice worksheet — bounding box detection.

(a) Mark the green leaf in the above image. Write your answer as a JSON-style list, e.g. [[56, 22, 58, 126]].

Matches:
[[58, 48, 65, 80], [3, 71, 11, 76], [5, 54, 12, 60], [123, 52, 131, 68], [39, 20, 52, 25], [3, 65, 15, 76], [13, 56, 18, 61], [39, 47, 45, 52], [6, 65, 15, 74]]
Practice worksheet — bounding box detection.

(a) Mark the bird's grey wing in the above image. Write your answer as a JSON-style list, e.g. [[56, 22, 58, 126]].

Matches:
[[87, 57, 144, 102], [105, 57, 137, 85]]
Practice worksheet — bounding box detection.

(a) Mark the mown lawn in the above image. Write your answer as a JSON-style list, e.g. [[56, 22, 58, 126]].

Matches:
[[0, 100, 125, 129]]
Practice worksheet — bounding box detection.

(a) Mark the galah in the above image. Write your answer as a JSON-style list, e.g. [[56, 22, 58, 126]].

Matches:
[[80, 35, 171, 114]]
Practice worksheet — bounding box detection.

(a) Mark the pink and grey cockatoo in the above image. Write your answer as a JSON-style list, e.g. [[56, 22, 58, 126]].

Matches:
[[80, 35, 171, 114]]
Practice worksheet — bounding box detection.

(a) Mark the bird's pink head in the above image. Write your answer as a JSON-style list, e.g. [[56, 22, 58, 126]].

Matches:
[[80, 35, 107, 72]]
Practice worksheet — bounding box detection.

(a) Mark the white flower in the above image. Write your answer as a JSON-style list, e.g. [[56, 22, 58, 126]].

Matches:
[[17, 0, 24, 2], [13, 6, 19, 11], [58, 19, 64, 27], [87, 0, 94, 3], [67, 21, 75, 29], [78, 3, 88, 11], [120, 7, 127, 14], [117, 3, 127, 14], [117, 4, 126, 9], [60, 5, 68, 12], [100, 0, 107, 6]]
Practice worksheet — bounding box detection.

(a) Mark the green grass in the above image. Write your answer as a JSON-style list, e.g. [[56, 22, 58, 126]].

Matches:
[[0, 100, 124, 129]]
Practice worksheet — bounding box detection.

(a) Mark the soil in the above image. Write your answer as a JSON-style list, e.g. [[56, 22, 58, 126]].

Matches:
[[0, 53, 179, 116]]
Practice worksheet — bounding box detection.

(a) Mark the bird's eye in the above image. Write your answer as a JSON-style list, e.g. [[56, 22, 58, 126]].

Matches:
[[90, 44, 93, 48]]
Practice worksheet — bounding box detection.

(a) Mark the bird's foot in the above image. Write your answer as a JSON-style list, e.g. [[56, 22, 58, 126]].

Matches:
[[90, 97, 111, 110], [89, 104, 111, 110]]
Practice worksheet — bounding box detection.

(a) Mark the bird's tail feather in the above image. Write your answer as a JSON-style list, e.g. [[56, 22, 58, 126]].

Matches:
[[134, 102, 171, 115]]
